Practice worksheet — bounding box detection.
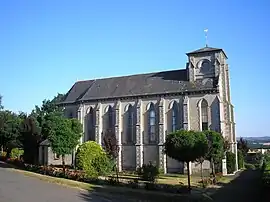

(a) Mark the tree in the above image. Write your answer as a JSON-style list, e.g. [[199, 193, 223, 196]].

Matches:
[[103, 129, 120, 182], [164, 130, 207, 192], [194, 132, 208, 186], [0, 95, 3, 110], [203, 130, 224, 179], [0, 110, 23, 155], [40, 93, 66, 114], [20, 115, 42, 164], [19, 93, 66, 164], [46, 112, 82, 173], [237, 137, 249, 156]]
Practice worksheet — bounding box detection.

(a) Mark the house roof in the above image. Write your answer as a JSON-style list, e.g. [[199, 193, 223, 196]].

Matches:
[[40, 139, 50, 146], [61, 68, 217, 104], [186, 46, 227, 58]]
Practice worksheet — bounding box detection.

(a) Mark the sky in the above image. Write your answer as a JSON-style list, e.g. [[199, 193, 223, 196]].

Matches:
[[0, 0, 269, 137]]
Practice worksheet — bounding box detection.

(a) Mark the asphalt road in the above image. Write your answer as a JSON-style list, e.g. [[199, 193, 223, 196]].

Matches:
[[0, 162, 123, 202]]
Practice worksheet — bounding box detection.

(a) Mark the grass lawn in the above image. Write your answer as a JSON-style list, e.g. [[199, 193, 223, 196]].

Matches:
[[117, 172, 205, 187]]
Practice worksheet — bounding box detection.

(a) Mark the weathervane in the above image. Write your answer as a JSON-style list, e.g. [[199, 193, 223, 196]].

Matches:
[[204, 29, 208, 47]]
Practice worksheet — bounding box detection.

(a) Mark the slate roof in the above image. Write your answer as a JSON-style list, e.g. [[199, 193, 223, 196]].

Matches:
[[61, 69, 218, 104], [40, 139, 50, 146], [186, 46, 227, 58]]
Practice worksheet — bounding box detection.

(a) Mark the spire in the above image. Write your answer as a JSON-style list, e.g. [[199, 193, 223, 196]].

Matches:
[[204, 29, 208, 47]]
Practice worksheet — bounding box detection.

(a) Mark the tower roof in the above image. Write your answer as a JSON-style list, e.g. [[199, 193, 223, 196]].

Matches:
[[186, 46, 227, 58]]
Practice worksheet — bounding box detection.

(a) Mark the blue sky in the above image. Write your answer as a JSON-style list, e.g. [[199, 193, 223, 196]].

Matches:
[[0, 0, 269, 137]]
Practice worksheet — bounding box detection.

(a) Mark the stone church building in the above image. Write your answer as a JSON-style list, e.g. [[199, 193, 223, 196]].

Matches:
[[59, 46, 237, 174]]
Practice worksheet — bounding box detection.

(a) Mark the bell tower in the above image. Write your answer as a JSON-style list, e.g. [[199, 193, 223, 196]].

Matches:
[[186, 46, 225, 83], [186, 45, 238, 172]]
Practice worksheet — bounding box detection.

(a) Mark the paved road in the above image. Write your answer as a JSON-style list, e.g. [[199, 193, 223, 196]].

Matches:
[[211, 170, 263, 202], [0, 162, 121, 202]]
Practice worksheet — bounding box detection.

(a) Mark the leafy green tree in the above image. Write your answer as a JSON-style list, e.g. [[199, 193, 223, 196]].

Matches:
[[237, 137, 249, 156], [203, 130, 224, 179], [40, 93, 66, 114], [20, 115, 42, 164], [0, 110, 23, 155], [46, 112, 82, 173], [164, 130, 207, 192], [19, 93, 65, 164], [194, 132, 208, 185], [226, 151, 236, 174], [103, 129, 119, 181]]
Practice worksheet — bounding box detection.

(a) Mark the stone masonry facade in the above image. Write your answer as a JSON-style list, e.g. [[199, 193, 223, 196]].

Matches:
[[59, 46, 237, 175]]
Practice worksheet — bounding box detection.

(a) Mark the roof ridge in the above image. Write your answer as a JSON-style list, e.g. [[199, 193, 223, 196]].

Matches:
[[76, 68, 185, 83]]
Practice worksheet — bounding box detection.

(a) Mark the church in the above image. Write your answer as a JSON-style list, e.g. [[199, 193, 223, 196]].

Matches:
[[59, 46, 237, 175]]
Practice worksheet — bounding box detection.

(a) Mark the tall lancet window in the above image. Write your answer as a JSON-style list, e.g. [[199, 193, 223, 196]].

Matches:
[[172, 102, 179, 132], [127, 105, 135, 143], [108, 105, 114, 130], [201, 99, 208, 131], [86, 107, 95, 141], [148, 103, 156, 143]]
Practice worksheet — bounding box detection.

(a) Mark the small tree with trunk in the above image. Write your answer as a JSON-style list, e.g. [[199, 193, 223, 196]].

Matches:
[[194, 132, 208, 187], [203, 130, 224, 181], [46, 113, 82, 173], [103, 129, 119, 181], [164, 130, 207, 192]]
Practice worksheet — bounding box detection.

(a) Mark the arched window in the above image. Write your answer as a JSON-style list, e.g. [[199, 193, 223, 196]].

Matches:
[[201, 100, 208, 131], [127, 105, 135, 143], [87, 107, 95, 141], [108, 105, 114, 129], [172, 102, 178, 132], [148, 103, 156, 143]]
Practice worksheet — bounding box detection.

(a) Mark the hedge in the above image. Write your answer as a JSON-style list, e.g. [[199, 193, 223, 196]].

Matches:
[[237, 150, 244, 169], [226, 151, 236, 174]]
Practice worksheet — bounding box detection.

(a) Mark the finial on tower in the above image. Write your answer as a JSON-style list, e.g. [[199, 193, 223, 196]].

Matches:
[[204, 29, 208, 47]]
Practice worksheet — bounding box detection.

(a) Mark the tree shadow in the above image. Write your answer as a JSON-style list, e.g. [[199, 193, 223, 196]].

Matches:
[[206, 169, 263, 202], [0, 161, 16, 168], [78, 169, 265, 202], [78, 186, 190, 202]]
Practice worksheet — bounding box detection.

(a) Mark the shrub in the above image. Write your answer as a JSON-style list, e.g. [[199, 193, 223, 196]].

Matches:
[[237, 150, 244, 169], [137, 162, 159, 183], [226, 152, 236, 174], [0, 151, 7, 161], [10, 148, 24, 159], [262, 161, 270, 188], [198, 177, 212, 188], [127, 178, 139, 189], [0, 151, 7, 157], [75, 141, 113, 178]]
